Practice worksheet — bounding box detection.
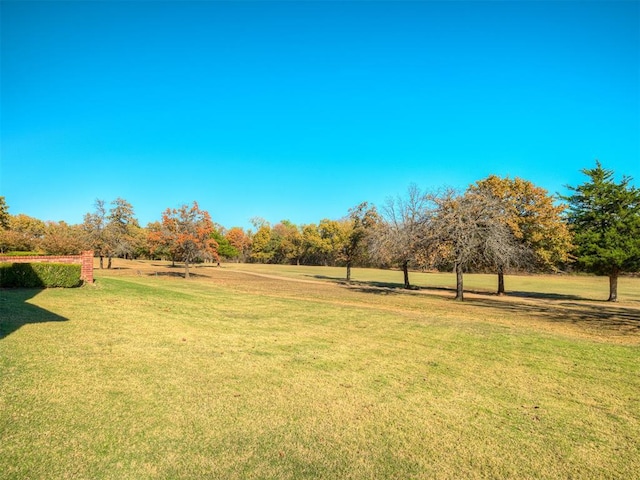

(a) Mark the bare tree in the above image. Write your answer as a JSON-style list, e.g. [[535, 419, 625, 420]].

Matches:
[[83, 199, 108, 268], [427, 189, 525, 301], [371, 184, 430, 289]]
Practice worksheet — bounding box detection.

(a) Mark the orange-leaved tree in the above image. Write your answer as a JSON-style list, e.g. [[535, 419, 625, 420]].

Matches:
[[149, 202, 218, 278], [470, 175, 573, 295], [225, 227, 251, 262]]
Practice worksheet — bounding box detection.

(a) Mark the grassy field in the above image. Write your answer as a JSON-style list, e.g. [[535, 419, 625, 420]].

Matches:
[[1, 260, 639, 479]]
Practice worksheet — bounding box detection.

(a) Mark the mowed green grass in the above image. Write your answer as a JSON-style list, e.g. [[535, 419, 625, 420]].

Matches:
[[1, 263, 639, 479]]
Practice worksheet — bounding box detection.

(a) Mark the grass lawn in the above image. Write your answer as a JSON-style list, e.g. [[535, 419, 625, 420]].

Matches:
[[1, 260, 639, 479]]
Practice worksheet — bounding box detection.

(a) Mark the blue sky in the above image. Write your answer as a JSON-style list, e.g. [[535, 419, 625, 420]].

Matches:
[[2, 0, 638, 230]]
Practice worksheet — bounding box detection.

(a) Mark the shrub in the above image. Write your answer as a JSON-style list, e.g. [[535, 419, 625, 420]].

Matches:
[[0, 263, 82, 288]]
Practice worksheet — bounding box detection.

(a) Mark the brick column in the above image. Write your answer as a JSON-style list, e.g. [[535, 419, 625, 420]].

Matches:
[[81, 250, 94, 284]]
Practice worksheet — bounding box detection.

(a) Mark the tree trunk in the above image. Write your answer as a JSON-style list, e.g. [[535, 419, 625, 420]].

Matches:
[[454, 262, 464, 301], [99, 255, 104, 269], [403, 260, 410, 289], [497, 265, 505, 296], [346, 261, 352, 282], [185, 260, 190, 279], [107, 256, 112, 269], [608, 270, 619, 302]]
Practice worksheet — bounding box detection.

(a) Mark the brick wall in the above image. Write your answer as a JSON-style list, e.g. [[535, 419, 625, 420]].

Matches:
[[0, 250, 94, 284]]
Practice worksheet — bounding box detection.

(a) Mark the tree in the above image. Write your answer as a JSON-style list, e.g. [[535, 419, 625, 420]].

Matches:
[[146, 221, 172, 261], [106, 198, 139, 267], [128, 223, 149, 259], [83, 200, 109, 268], [249, 223, 274, 263], [83, 198, 140, 267], [470, 175, 572, 294], [0, 214, 46, 252], [40, 221, 86, 255], [212, 229, 239, 260], [372, 184, 430, 289], [267, 223, 286, 264], [300, 223, 324, 265], [317, 219, 347, 266], [0, 197, 9, 229], [273, 220, 304, 265], [225, 227, 251, 262], [428, 189, 521, 301], [563, 161, 640, 302], [339, 202, 378, 282], [0, 229, 26, 253], [149, 202, 219, 278]]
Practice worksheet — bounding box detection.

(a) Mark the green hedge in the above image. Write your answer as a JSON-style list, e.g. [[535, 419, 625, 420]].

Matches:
[[0, 263, 82, 288]]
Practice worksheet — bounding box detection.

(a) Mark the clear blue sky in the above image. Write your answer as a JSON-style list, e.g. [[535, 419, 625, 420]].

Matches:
[[2, 0, 638, 230]]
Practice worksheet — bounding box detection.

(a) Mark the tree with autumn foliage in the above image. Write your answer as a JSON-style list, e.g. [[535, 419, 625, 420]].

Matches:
[[339, 202, 379, 282], [314, 219, 347, 266], [470, 175, 572, 294], [211, 226, 239, 261], [272, 220, 304, 265], [299, 223, 325, 265], [0, 213, 46, 253], [145, 221, 172, 262], [249, 220, 274, 263], [225, 227, 251, 262], [40, 221, 86, 255], [428, 189, 522, 301], [148, 202, 218, 278]]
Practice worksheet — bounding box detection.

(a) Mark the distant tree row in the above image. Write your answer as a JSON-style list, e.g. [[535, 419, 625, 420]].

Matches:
[[1, 162, 638, 301]]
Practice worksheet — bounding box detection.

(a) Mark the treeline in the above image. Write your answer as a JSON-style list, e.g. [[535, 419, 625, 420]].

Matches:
[[1, 162, 638, 301]]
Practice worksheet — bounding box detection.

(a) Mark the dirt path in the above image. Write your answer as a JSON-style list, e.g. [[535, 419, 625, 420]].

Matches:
[[220, 267, 330, 286]]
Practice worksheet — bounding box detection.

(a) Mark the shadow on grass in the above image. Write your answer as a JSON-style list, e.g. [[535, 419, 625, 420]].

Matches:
[[318, 276, 640, 332], [507, 290, 588, 302], [310, 275, 411, 291], [0, 289, 68, 339], [346, 282, 426, 296], [321, 275, 591, 302], [145, 271, 209, 279], [309, 274, 347, 282], [348, 286, 406, 296], [425, 287, 590, 302], [471, 296, 640, 332]]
